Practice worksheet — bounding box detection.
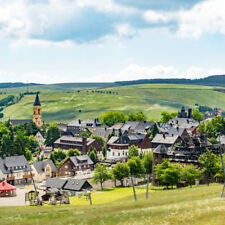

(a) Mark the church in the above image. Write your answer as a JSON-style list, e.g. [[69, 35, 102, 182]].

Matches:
[[33, 93, 43, 127], [10, 93, 43, 127]]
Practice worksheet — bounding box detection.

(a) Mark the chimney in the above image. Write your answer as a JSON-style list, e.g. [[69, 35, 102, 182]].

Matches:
[[82, 137, 87, 153], [176, 127, 179, 131], [163, 134, 166, 139], [188, 108, 192, 118]]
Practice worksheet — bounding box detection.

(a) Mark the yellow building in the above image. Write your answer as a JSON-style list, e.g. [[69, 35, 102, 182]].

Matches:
[[33, 93, 43, 127]]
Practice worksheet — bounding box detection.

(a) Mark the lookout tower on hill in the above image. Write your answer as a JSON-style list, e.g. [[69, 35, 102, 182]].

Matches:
[[33, 93, 43, 127]]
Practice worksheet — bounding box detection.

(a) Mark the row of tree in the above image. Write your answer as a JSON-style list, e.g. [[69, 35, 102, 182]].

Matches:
[[92, 145, 225, 201]]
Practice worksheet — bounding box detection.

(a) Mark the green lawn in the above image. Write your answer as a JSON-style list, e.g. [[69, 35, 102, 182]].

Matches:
[[2, 84, 225, 122], [0, 184, 224, 225]]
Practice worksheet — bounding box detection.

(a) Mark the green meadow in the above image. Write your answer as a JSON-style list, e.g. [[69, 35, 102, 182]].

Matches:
[[0, 184, 224, 225], [2, 84, 225, 122]]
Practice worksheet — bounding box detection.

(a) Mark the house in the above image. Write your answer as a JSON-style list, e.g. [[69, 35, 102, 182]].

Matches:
[[152, 139, 224, 185], [10, 119, 32, 127], [0, 155, 32, 185], [151, 134, 182, 148], [45, 177, 93, 194], [157, 124, 189, 140], [91, 127, 114, 140], [31, 160, 57, 182], [54, 136, 103, 154], [58, 155, 94, 177], [107, 132, 152, 161], [67, 118, 103, 132], [35, 131, 45, 148]]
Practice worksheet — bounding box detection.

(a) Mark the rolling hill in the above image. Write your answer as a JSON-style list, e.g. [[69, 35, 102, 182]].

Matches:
[[1, 84, 225, 122]]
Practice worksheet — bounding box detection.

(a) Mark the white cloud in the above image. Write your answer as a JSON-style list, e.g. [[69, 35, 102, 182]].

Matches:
[[144, 0, 225, 38], [1, 64, 225, 83], [92, 64, 225, 82]]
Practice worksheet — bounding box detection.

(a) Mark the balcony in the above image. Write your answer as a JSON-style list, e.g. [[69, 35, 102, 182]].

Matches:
[[6, 176, 15, 181], [23, 174, 33, 179]]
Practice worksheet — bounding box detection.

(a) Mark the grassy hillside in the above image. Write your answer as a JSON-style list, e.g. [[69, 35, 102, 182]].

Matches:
[[0, 184, 224, 225], [0, 82, 118, 94], [2, 84, 225, 122]]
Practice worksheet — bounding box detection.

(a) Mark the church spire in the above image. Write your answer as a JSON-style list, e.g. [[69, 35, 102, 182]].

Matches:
[[34, 93, 41, 106]]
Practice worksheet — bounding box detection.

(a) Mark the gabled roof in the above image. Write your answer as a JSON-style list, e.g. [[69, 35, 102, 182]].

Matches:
[[33, 160, 57, 174], [45, 178, 92, 191], [63, 179, 92, 191], [92, 128, 113, 138], [107, 132, 147, 145], [153, 145, 168, 154], [0, 155, 32, 174], [121, 121, 154, 132], [152, 134, 179, 145], [70, 155, 93, 166], [34, 93, 41, 106], [10, 119, 32, 126], [45, 178, 67, 189]]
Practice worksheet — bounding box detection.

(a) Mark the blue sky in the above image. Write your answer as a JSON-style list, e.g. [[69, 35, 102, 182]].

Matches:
[[0, 0, 225, 83]]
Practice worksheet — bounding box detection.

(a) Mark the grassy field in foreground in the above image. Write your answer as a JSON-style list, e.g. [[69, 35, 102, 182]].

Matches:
[[2, 84, 225, 122], [0, 184, 224, 225]]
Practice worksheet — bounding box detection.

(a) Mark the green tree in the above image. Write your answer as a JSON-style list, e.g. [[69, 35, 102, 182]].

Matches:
[[181, 164, 201, 187], [198, 149, 220, 185], [150, 123, 159, 139], [128, 145, 139, 159], [128, 112, 146, 121], [143, 152, 153, 200], [112, 162, 130, 186], [197, 122, 206, 136], [45, 123, 61, 149], [102, 145, 107, 159], [155, 159, 181, 188], [25, 148, 32, 161], [99, 111, 127, 127], [128, 157, 145, 201], [92, 136, 104, 144], [208, 137, 219, 144], [159, 112, 178, 123], [92, 163, 111, 189], [192, 109, 204, 121], [88, 148, 98, 164], [67, 149, 81, 157]]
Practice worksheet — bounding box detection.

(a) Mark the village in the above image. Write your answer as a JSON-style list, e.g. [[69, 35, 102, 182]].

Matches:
[[0, 93, 225, 207]]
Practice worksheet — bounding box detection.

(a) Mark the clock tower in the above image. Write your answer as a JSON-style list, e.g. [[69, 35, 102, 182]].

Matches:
[[33, 93, 43, 127]]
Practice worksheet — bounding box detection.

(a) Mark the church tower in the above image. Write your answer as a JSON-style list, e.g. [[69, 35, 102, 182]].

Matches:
[[33, 93, 43, 127]]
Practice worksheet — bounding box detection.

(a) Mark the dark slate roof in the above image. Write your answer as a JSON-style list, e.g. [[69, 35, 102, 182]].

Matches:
[[45, 178, 67, 189], [10, 119, 32, 126], [109, 132, 146, 145], [45, 178, 92, 191], [70, 155, 93, 166], [0, 155, 32, 174], [34, 93, 41, 106], [67, 119, 102, 128], [121, 121, 153, 132], [33, 160, 57, 174], [63, 179, 92, 191], [152, 134, 179, 145], [153, 145, 168, 154], [168, 117, 199, 129], [92, 128, 113, 138]]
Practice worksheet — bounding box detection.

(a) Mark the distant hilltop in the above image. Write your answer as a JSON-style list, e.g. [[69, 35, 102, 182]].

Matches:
[[1, 74, 225, 89], [0, 82, 41, 89], [115, 75, 225, 87]]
